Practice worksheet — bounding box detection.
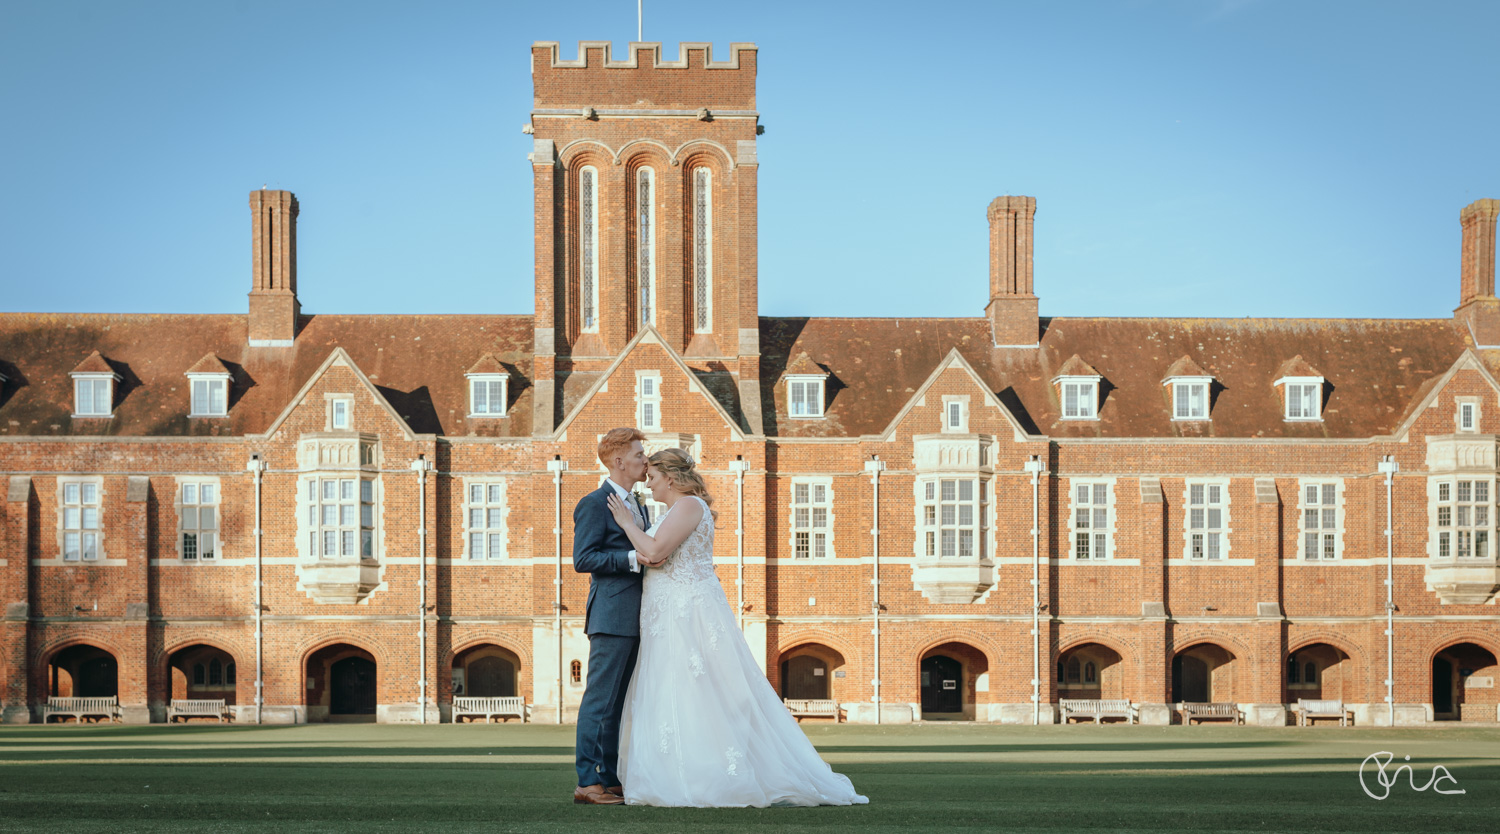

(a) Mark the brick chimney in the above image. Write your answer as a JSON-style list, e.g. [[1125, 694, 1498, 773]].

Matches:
[[986, 196, 1039, 347], [248, 189, 300, 346]]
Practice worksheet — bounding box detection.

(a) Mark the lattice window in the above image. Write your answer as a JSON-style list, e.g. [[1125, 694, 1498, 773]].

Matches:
[[637, 372, 662, 432], [1061, 380, 1098, 419], [469, 376, 508, 417], [791, 480, 832, 558], [580, 166, 599, 332], [1072, 481, 1111, 559], [1300, 482, 1341, 560], [466, 482, 508, 560], [693, 167, 712, 333], [180, 481, 218, 560], [1460, 402, 1478, 432], [73, 377, 112, 417], [787, 376, 824, 418], [919, 477, 985, 558], [1437, 479, 1491, 559], [1186, 482, 1226, 560], [637, 167, 655, 327], [306, 477, 375, 559], [1285, 382, 1321, 420], [1172, 381, 1209, 420], [61, 481, 101, 561]]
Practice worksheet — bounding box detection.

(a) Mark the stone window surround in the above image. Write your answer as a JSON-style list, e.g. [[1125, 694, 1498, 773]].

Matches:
[[788, 476, 835, 560], [1182, 478, 1233, 561], [914, 473, 991, 560], [1296, 478, 1345, 560], [461, 476, 511, 560], [1456, 396, 1482, 433], [1426, 475, 1495, 560], [325, 393, 354, 431], [173, 475, 223, 561], [941, 394, 970, 434], [56, 475, 107, 562], [1067, 476, 1118, 560], [295, 473, 384, 562], [636, 370, 662, 432]]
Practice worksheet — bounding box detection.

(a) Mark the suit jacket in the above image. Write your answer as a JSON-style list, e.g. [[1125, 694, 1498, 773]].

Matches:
[[572, 482, 646, 637]]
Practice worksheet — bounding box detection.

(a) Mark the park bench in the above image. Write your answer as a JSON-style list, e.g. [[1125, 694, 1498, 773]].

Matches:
[[1295, 698, 1353, 727], [1059, 698, 1138, 724], [452, 696, 526, 723], [44, 696, 120, 724], [783, 698, 843, 723], [168, 699, 230, 723], [1178, 702, 1243, 725]]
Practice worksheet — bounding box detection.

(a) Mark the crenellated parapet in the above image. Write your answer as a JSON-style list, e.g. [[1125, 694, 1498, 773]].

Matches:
[[532, 41, 757, 111]]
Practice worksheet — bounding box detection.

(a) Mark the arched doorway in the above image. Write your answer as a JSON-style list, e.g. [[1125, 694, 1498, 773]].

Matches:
[[777, 643, 846, 702], [1056, 642, 1124, 702], [451, 644, 520, 699], [1172, 643, 1236, 705], [920, 642, 988, 720], [48, 645, 118, 698], [1286, 643, 1352, 703], [166, 644, 237, 707], [306, 644, 377, 723], [1433, 642, 1499, 722]]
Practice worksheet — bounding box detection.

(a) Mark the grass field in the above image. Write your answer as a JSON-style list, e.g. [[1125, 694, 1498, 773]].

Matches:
[[1, 722, 1496, 833]]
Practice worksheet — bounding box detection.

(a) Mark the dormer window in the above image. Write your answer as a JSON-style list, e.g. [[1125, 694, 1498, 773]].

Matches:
[[468, 374, 509, 418], [1278, 377, 1324, 421], [787, 376, 825, 418], [186, 353, 233, 418], [1058, 378, 1100, 420], [70, 351, 120, 418], [1168, 379, 1210, 421]]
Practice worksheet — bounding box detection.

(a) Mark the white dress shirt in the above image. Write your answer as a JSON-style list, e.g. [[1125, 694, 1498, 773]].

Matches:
[[606, 477, 646, 573]]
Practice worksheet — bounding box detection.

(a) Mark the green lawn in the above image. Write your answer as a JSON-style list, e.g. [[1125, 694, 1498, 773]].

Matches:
[[0, 722, 1495, 833]]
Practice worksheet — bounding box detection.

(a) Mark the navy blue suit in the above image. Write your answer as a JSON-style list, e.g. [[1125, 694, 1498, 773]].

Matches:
[[572, 481, 646, 788]]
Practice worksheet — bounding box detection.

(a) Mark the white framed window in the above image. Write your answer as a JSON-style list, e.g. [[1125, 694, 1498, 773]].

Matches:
[[636, 371, 662, 432], [1279, 377, 1323, 421], [1068, 479, 1114, 559], [942, 396, 969, 433], [1168, 379, 1211, 420], [918, 477, 986, 559], [304, 476, 376, 559], [467, 374, 509, 418], [59, 479, 103, 561], [328, 396, 353, 431], [1434, 479, 1491, 559], [787, 375, 825, 418], [1457, 398, 1480, 433], [188, 374, 230, 417], [580, 165, 600, 332], [1184, 481, 1230, 560], [464, 480, 509, 560], [790, 478, 834, 558], [692, 166, 712, 333], [72, 375, 115, 417], [1298, 480, 1343, 560], [637, 167, 656, 327], [178, 480, 219, 560], [1059, 378, 1099, 420]]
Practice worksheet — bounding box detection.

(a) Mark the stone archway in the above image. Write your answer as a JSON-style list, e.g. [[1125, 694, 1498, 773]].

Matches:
[[1056, 642, 1125, 702], [1285, 642, 1352, 704], [451, 644, 521, 699], [776, 643, 846, 702], [1172, 643, 1236, 705], [305, 643, 377, 723], [1432, 642, 1499, 722], [920, 641, 988, 720]]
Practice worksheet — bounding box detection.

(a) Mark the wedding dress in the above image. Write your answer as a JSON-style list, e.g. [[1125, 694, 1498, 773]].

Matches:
[[618, 496, 868, 807]]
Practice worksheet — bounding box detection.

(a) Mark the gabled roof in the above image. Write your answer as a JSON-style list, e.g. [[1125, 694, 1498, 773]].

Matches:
[[466, 354, 508, 376], [1162, 355, 1212, 382], [258, 347, 423, 441], [1052, 354, 1101, 380], [875, 347, 1031, 442], [782, 352, 827, 377], [1392, 349, 1500, 441], [70, 350, 117, 377], [185, 353, 232, 376], [1272, 355, 1324, 382]]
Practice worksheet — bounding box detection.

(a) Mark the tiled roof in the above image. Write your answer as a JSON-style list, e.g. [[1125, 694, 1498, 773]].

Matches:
[[1053, 354, 1101, 380], [1273, 355, 1324, 381], [1162, 355, 1212, 381], [782, 352, 827, 377], [70, 350, 117, 376], [0, 313, 533, 437], [466, 354, 507, 376], [185, 353, 232, 376]]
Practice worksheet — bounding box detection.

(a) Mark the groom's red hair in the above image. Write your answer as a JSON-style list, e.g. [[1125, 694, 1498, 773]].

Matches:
[[597, 427, 646, 467]]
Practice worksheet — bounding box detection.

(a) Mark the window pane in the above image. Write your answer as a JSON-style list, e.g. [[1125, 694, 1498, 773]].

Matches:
[[1322, 484, 1336, 506], [1439, 506, 1452, 527], [182, 507, 198, 529], [1094, 508, 1107, 529], [472, 380, 488, 413], [361, 480, 373, 503], [958, 504, 973, 526], [488, 484, 503, 504], [1076, 532, 1089, 559], [323, 531, 337, 556], [959, 529, 973, 557], [1076, 484, 1088, 504], [1189, 508, 1204, 530], [361, 529, 373, 557], [94, 380, 111, 414], [925, 481, 935, 500], [1207, 485, 1220, 504], [795, 531, 809, 558], [488, 508, 503, 527], [959, 480, 973, 501], [323, 505, 337, 526], [1207, 508, 1220, 529], [1305, 485, 1319, 505], [1190, 484, 1204, 505], [813, 485, 826, 503], [1093, 484, 1107, 505], [470, 508, 483, 528], [1304, 508, 1319, 529], [1095, 533, 1107, 557], [1322, 508, 1336, 529], [184, 533, 198, 560], [926, 531, 936, 557], [82, 533, 97, 560], [1322, 534, 1336, 559], [1439, 482, 1451, 502], [1207, 532, 1220, 559], [81, 507, 98, 529], [1076, 507, 1089, 529], [322, 480, 336, 501], [1458, 506, 1470, 527], [1191, 532, 1203, 558], [941, 529, 955, 557], [358, 504, 371, 528], [1439, 531, 1450, 558], [470, 533, 484, 558], [941, 481, 956, 501], [794, 508, 808, 529], [201, 484, 215, 503], [470, 484, 483, 503], [1477, 506, 1489, 527], [64, 532, 80, 560], [488, 381, 505, 412], [65, 483, 80, 504], [941, 505, 955, 525], [82, 483, 97, 504], [924, 505, 936, 525], [341, 480, 355, 501], [489, 532, 503, 559], [209, 381, 226, 414], [1477, 531, 1488, 558], [341, 505, 356, 526], [64, 508, 80, 529], [200, 532, 215, 559], [794, 484, 808, 504], [342, 530, 355, 557], [1064, 384, 1078, 417], [814, 533, 826, 558], [200, 507, 215, 529], [812, 508, 827, 529], [1459, 481, 1473, 502], [183, 483, 198, 504], [790, 381, 805, 414]]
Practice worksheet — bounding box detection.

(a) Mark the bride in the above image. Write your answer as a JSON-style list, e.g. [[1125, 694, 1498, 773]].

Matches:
[[604, 448, 868, 808]]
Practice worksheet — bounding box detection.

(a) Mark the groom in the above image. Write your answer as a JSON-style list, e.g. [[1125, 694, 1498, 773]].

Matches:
[[571, 427, 653, 805]]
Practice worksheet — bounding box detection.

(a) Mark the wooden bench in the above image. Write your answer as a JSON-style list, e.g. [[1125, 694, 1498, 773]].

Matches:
[[1059, 698, 1138, 724], [452, 696, 526, 723], [168, 699, 230, 723], [44, 696, 120, 724], [784, 699, 844, 723], [1295, 698, 1353, 726], [1178, 702, 1243, 725]]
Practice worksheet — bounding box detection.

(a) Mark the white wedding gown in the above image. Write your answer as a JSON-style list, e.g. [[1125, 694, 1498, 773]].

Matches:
[[618, 496, 869, 807]]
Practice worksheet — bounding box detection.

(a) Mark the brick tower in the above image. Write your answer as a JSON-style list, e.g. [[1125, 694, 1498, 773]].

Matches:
[[527, 41, 762, 434]]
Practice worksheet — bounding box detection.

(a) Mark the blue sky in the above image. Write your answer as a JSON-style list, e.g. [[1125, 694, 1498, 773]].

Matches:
[[2, 0, 1497, 320]]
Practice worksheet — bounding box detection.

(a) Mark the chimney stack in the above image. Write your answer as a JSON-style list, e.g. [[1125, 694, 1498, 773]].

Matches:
[[248, 189, 300, 346], [1456, 198, 1500, 346], [986, 196, 1039, 347]]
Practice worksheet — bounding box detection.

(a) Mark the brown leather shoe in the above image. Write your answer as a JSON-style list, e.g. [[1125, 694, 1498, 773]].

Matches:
[[605, 785, 624, 797], [574, 785, 625, 805]]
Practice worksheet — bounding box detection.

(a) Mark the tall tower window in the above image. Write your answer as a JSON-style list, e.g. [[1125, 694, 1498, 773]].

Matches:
[[692, 167, 712, 333], [580, 166, 599, 333], [637, 168, 655, 327]]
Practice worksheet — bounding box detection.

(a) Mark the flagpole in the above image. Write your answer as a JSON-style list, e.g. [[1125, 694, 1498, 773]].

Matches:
[[638, 1, 642, 41]]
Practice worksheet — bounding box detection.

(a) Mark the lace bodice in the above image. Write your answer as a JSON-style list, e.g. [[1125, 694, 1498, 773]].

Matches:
[[645, 496, 717, 587]]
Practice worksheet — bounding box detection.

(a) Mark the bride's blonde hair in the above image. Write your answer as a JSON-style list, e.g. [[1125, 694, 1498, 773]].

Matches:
[[648, 448, 718, 521]]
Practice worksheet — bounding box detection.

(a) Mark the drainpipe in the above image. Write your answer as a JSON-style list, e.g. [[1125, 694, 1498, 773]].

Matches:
[[730, 456, 750, 632], [864, 456, 885, 724], [1378, 454, 1399, 726], [247, 455, 265, 725], [547, 456, 568, 724], [411, 455, 431, 724], [1024, 454, 1045, 726]]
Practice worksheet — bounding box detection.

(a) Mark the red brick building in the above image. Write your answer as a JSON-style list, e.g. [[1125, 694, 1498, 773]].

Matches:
[[1, 41, 1497, 726]]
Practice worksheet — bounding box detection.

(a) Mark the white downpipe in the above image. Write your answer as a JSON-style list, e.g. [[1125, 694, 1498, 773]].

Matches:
[[865, 457, 885, 724], [731, 458, 749, 632], [547, 457, 568, 724], [411, 455, 431, 724], [247, 455, 265, 725], [1024, 455, 1045, 726], [1379, 455, 1399, 726]]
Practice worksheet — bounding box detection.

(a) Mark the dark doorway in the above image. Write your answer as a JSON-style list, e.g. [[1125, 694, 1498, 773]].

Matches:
[[77, 656, 118, 698], [1173, 655, 1209, 703], [331, 657, 377, 715], [1433, 657, 1454, 718], [780, 655, 828, 700], [921, 655, 963, 714], [467, 656, 515, 698]]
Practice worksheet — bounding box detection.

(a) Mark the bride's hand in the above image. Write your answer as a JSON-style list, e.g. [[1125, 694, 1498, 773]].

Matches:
[[605, 494, 635, 528]]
